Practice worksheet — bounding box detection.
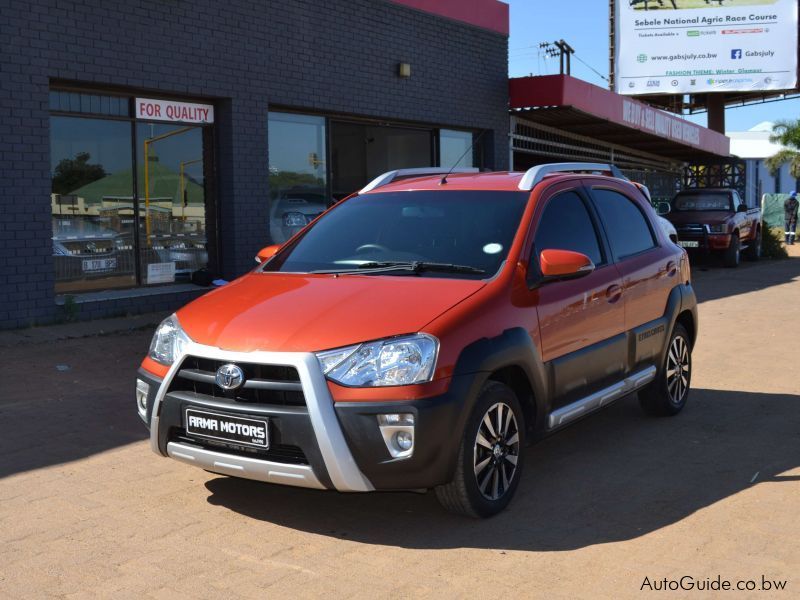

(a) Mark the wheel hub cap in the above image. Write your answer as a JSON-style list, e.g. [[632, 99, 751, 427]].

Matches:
[[473, 402, 520, 501], [666, 335, 690, 405]]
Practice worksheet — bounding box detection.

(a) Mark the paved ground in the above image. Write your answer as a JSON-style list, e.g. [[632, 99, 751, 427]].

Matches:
[[2, 250, 799, 599]]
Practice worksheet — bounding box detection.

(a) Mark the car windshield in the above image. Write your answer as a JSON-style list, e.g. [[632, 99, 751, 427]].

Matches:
[[262, 190, 530, 278], [672, 193, 732, 212]]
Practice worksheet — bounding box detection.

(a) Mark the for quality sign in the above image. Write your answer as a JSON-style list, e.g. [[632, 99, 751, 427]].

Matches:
[[135, 98, 214, 124], [614, 0, 798, 95]]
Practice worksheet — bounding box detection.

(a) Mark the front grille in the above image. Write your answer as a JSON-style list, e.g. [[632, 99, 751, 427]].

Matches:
[[677, 224, 708, 236], [170, 428, 308, 464], [168, 356, 305, 407]]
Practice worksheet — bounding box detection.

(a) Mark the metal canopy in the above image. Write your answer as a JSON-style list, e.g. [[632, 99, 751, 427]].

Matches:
[[512, 106, 725, 163]]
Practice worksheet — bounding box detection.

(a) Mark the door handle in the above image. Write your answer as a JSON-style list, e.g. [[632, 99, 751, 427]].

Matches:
[[660, 261, 677, 278], [606, 284, 623, 303]]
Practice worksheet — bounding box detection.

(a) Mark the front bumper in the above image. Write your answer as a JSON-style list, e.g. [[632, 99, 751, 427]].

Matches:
[[676, 226, 731, 251], [139, 342, 468, 492]]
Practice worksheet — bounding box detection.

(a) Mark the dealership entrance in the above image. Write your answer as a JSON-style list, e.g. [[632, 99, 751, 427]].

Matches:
[[330, 121, 434, 200], [267, 111, 478, 244]]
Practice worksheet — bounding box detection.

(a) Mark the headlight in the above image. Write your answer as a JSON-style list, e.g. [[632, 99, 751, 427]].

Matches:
[[283, 212, 308, 227], [316, 334, 438, 387], [708, 224, 728, 233], [148, 315, 191, 366]]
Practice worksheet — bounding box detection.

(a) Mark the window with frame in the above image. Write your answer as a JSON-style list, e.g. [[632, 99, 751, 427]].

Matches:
[[591, 188, 657, 259], [533, 191, 604, 267], [49, 90, 213, 294]]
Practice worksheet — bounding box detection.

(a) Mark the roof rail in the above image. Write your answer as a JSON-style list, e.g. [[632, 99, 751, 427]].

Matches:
[[360, 167, 480, 193], [517, 162, 627, 191]]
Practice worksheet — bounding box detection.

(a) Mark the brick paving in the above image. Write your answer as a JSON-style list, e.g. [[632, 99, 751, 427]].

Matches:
[[1, 256, 799, 598]]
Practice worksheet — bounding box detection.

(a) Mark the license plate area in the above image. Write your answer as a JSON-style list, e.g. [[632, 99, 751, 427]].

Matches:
[[82, 257, 117, 272], [679, 240, 700, 248], [184, 408, 269, 449]]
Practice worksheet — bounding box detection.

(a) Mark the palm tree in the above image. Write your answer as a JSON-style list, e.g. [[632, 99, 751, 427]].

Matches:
[[765, 119, 800, 178]]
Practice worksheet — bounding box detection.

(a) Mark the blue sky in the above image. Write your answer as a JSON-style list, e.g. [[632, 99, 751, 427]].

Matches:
[[506, 0, 800, 132]]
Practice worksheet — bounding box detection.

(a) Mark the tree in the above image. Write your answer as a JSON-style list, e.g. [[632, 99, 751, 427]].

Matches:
[[52, 152, 107, 195], [765, 120, 800, 179]]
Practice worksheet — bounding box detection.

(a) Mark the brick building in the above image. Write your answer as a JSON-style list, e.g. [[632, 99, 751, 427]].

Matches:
[[0, 0, 509, 328]]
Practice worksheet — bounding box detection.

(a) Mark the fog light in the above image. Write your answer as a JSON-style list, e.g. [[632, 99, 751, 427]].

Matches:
[[377, 413, 415, 459], [394, 430, 413, 451], [136, 379, 149, 419]]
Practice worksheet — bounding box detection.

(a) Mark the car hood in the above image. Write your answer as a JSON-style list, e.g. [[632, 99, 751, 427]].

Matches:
[[667, 211, 732, 226], [176, 272, 486, 353]]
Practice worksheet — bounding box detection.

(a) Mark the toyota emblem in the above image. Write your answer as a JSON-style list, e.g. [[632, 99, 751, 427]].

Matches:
[[215, 363, 245, 390]]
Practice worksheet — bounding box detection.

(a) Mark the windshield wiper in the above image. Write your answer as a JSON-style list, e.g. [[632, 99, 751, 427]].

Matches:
[[310, 261, 486, 276]]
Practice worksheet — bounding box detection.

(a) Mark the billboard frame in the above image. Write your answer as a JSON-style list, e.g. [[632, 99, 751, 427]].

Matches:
[[608, 0, 800, 123]]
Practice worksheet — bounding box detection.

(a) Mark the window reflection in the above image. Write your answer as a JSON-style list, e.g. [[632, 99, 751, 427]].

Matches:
[[440, 129, 475, 170], [268, 112, 329, 244], [136, 123, 207, 285], [50, 116, 135, 293]]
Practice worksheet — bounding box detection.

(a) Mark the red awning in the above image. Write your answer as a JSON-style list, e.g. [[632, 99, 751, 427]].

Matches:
[[510, 75, 730, 161]]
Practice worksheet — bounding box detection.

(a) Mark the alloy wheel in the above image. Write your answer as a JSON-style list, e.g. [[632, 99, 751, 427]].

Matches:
[[473, 402, 520, 501], [666, 335, 690, 405]]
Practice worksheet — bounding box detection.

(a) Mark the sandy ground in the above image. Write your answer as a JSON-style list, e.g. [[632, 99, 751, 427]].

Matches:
[[1, 250, 799, 598]]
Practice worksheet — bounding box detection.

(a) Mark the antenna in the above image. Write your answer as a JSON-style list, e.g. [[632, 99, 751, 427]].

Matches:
[[440, 129, 488, 185]]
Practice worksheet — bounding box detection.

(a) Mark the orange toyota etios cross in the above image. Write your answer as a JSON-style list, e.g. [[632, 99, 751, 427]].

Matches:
[[136, 163, 697, 517]]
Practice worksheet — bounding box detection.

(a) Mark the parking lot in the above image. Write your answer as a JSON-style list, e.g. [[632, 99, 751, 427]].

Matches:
[[2, 251, 799, 599]]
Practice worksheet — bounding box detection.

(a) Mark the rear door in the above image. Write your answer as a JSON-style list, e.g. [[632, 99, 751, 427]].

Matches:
[[528, 182, 626, 410], [585, 180, 676, 371]]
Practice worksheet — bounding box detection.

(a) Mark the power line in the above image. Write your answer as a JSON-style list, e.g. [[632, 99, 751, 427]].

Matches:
[[572, 53, 610, 83]]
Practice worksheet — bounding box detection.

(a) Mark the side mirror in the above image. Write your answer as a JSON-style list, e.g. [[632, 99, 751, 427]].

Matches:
[[255, 244, 281, 264], [539, 249, 595, 281], [656, 201, 671, 216], [736, 204, 747, 213]]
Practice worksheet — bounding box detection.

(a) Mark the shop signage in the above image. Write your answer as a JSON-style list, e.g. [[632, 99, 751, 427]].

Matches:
[[135, 98, 214, 124], [614, 0, 798, 95], [622, 99, 700, 147], [147, 262, 176, 284]]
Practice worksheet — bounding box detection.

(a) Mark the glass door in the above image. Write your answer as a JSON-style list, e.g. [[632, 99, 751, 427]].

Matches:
[[330, 121, 434, 201]]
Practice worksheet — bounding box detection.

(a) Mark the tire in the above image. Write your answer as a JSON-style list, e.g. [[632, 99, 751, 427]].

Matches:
[[639, 323, 692, 417], [745, 228, 761, 261], [723, 233, 740, 267], [435, 381, 525, 518]]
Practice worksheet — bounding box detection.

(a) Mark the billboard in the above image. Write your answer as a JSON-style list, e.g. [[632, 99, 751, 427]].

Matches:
[[614, 0, 798, 95]]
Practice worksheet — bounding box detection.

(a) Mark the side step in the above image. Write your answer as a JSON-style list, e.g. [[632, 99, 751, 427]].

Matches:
[[547, 366, 656, 430]]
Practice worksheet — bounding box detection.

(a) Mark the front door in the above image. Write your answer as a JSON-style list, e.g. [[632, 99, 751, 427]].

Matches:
[[529, 183, 627, 409]]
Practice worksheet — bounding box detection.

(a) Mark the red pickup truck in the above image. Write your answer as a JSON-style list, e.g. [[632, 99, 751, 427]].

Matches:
[[665, 188, 762, 267]]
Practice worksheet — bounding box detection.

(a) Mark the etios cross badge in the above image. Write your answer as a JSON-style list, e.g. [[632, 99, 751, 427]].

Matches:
[[215, 364, 245, 390]]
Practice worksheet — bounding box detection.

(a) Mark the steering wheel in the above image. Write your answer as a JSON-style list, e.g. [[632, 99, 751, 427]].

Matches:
[[355, 243, 390, 254]]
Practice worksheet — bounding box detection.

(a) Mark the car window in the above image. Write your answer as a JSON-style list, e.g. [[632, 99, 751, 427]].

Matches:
[[533, 191, 603, 266], [672, 193, 733, 212], [263, 190, 529, 278], [591, 188, 657, 259]]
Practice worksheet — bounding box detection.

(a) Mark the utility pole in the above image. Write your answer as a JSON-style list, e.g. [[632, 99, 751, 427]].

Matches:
[[539, 40, 575, 76]]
